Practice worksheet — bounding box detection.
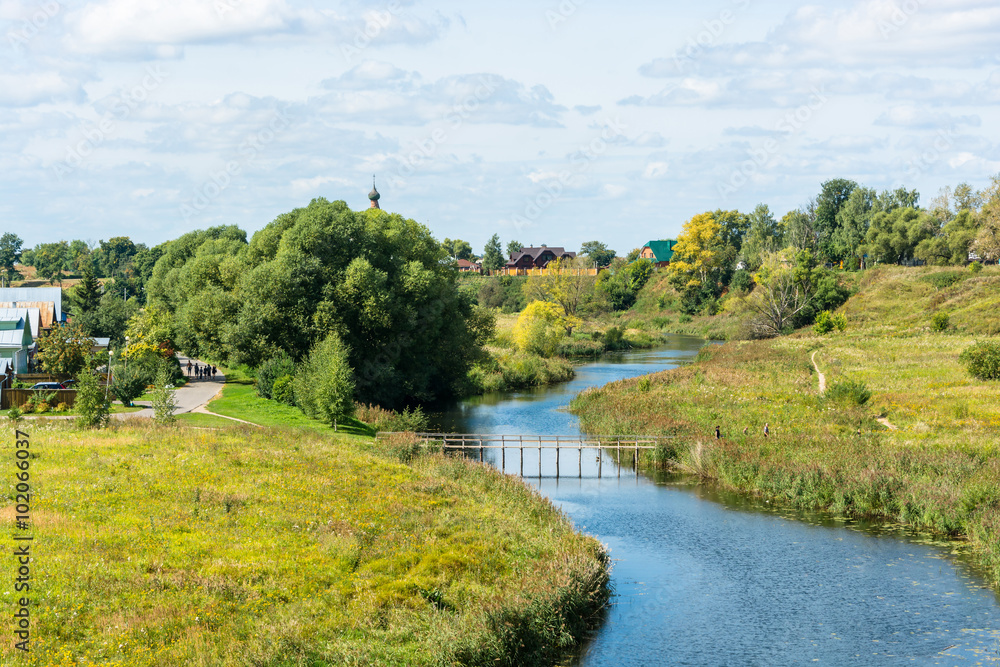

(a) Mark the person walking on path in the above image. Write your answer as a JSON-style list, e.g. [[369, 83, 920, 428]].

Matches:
[[715, 425, 721, 440], [211, 365, 217, 379], [186, 360, 192, 377], [763, 423, 769, 438]]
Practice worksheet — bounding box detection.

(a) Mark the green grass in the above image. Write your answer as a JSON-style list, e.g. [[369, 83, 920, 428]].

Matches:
[[207, 383, 372, 436], [175, 411, 242, 428], [571, 265, 1000, 587], [2, 423, 608, 666]]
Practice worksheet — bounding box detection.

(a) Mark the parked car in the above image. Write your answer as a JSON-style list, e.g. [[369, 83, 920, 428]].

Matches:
[[30, 382, 65, 390], [60, 379, 77, 389]]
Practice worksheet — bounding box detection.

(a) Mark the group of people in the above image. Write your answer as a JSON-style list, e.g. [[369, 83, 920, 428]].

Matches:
[[186, 360, 218, 381], [716, 423, 769, 439]]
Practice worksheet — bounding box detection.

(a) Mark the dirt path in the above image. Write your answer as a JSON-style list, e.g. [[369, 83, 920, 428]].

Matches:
[[812, 350, 897, 431], [811, 350, 827, 393]]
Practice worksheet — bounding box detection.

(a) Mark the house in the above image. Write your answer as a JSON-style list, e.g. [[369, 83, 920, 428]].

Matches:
[[456, 259, 482, 273], [0, 316, 33, 374], [0, 308, 42, 342], [504, 247, 576, 272], [639, 240, 678, 268], [0, 287, 63, 329]]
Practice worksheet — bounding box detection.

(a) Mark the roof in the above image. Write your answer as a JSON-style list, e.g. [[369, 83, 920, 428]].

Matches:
[[0, 359, 10, 376], [456, 259, 479, 268], [0, 288, 62, 322], [0, 308, 39, 340], [505, 247, 577, 266], [0, 318, 31, 349], [642, 240, 677, 263]]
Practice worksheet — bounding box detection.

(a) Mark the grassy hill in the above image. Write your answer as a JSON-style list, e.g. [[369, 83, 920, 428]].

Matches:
[[2, 422, 608, 666], [571, 265, 1000, 585]]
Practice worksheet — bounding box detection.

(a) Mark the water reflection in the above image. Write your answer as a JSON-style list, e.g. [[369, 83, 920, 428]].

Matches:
[[431, 337, 1000, 666]]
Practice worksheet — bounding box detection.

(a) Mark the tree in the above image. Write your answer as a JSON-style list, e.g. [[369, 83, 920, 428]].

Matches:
[[70, 259, 102, 318], [96, 236, 138, 278], [863, 208, 938, 265], [815, 178, 858, 260], [876, 187, 919, 211], [832, 187, 875, 264], [580, 241, 616, 268], [744, 251, 817, 337], [75, 363, 110, 429], [741, 204, 782, 270], [954, 182, 983, 213], [32, 241, 70, 284], [0, 233, 23, 284], [667, 212, 729, 290], [441, 238, 473, 261], [974, 178, 1000, 262], [293, 332, 355, 426], [513, 301, 573, 356], [36, 323, 94, 376], [781, 209, 816, 251], [522, 256, 597, 318], [482, 234, 505, 274], [915, 209, 979, 265], [506, 240, 523, 257], [714, 209, 750, 253]]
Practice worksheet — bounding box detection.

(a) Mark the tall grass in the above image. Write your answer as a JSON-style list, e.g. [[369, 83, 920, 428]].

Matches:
[[571, 265, 1000, 587], [1, 422, 608, 666]]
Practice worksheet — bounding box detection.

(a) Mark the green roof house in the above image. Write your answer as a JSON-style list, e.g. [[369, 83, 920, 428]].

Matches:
[[639, 240, 677, 267], [0, 316, 33, 374]]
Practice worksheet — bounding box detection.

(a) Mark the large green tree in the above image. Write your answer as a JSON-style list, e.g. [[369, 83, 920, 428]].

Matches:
[[0, 233, 23, 284], [481, 234, 505, 274], [580, 241, 616, 268], [741, 204, 782, 270], [814, 178, 858, 260], [441, 238, 473, 261], [863, 208, 938, 265], [33, 241, 71, 285]]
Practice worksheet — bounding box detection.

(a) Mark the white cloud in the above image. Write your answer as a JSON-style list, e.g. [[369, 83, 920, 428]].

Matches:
[[874, 106, 981, 129]]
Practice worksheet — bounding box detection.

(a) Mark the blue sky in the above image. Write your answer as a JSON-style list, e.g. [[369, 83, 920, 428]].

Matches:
[[4, 0, 1000, 255]]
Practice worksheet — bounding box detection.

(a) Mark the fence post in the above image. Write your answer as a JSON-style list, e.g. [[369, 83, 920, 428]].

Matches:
[[555, 435, 560, 479], [501, 434, 506, 472], [520, 435, 524, 477], [617, 438, 621, 478], [538, 436, 542, 478], [635, 437, 639, 479]]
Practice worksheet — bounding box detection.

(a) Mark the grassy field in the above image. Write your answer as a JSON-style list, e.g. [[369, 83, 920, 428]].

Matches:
[[2, 422, 609, 666], [571, 265, 1000, 585]]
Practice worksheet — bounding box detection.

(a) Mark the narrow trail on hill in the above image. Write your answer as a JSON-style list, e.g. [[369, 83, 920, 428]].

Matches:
[[812, 350, 897, 431]]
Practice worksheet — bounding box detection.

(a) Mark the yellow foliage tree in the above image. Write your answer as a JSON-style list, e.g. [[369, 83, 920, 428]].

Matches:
[[666, 211, 728, 289], [513, 301, 579, 357]]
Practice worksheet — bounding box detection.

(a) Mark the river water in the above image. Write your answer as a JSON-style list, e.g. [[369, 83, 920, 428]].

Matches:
[[433, 335, 1000, 666]]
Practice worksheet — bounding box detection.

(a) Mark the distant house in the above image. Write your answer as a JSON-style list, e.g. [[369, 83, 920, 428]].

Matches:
[[639, 240, 678, 268], [0, 308, 42, 342], [504, 247, 576, 272], [0, 287, 63, 329], [0, 316, 33, 374], [456, 259, 482, 273]]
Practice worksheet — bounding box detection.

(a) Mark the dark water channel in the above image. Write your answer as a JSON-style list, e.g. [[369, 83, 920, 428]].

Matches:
[[432, 335, 1000, 666]]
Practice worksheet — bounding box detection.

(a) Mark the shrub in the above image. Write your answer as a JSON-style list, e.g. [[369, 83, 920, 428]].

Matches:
[[602, 326, 626, 350], [637, 376, 651, 392], [7, 405, 22, 423], [931, 312, 950, 332], [294, 333, 355, 426], [730, 269, 754, 294], [111, 364, 150, 407], [969, 261, 983, 274], [679, 314, 693, 324], [255, 351, 295, 399], [75, 366, 111, 429], [832, 313, 848, 332], [151, 362, 178, 425], [271, 374, 295, 405], [513, 301, 567, 358], [960, 340, 1000, 380], [55, 402, 70, 413], [825, 379, 871, 406], [813, 310, 834, 335], [35, 402, 50, 414], [920, 271, 966, 290], [355, 403, 429, 433]]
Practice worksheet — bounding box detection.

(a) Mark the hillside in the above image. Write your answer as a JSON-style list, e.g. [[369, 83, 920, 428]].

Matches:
[[571, 265, 1000, 584], [2, 423, 608, 666]]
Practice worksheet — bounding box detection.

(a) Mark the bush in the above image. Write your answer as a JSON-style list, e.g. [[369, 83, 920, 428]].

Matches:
[[293, 333, 355, 426], [969, 261, 983, 274], [255, 351, 295, 399], [111, 364, 150, 407], [729, 269, 754, 294], [55, 402, 70, 413], [960, 341, 1000, 380], [813, 310, 834, 335], [75, 366, 111, 429], [151, 362, 178, 425], [931, 312, 950, 332], [356, 403, 429, 433], [272, 374, 295, 405], [603, 326, 627, 350], [825, 379, 871, 406], [678, 314, 693, 323], [7, 405, 22, 422], [513, 301, 567, 358], [832, 313, 847, 332]]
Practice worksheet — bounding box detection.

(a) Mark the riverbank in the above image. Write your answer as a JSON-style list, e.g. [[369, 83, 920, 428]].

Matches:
[[570, 265, 1000, 586], [3, 422, 609, 665]]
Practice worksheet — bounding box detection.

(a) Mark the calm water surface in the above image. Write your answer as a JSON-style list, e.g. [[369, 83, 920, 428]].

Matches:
[[433, 335, 1000, 666]]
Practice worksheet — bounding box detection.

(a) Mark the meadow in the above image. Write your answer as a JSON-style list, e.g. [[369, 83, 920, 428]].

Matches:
[[1, 422, 609, 666], [571, 265, 1000, 586]]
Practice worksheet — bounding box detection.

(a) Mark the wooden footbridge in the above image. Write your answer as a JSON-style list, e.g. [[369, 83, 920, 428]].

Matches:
[[378, 433, 673, 479]]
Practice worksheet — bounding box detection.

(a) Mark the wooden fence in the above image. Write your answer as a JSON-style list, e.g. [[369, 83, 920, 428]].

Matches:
[[498, 267, 599, 277], [2, 389, 77, 410]]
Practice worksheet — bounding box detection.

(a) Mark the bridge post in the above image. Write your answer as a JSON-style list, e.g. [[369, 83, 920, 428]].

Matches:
[[520, 435, 523, 477], [578, 442, 582, 478], [538, 436, 542, 478], [635, 437, 639, 478], [479, 438, 483, 463], [555, 435, 560, 479], [598, 439, 602, 478], [617, 439, 621, 478], [501, 434, 505, 472]]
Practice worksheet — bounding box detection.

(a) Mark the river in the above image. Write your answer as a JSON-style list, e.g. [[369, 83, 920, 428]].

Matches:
[[433, 335, 1000, 666]]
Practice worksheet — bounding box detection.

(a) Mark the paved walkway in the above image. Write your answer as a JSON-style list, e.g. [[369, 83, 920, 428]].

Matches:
[[114, 356, 230, 421]]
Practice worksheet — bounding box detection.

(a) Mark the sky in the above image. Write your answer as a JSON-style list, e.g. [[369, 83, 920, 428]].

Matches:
[[4, 0, 1000, 255]]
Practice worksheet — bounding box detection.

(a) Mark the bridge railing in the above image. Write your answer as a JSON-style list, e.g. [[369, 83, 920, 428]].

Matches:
[[376, 432, 673, 478]]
